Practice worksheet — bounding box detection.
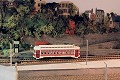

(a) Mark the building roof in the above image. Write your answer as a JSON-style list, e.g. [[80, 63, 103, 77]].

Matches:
[[114, 16, 120, 22], [59, 1, 73, 4], [111, 15, 120, 22], [84, 10, 91, 13], [96, 9, 104, 12], [96, 8, 104, 11]]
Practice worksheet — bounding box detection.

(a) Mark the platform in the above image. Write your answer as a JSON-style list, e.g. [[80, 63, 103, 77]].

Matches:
[[17, 59, 120, 71], [0, 65, 17, 80]]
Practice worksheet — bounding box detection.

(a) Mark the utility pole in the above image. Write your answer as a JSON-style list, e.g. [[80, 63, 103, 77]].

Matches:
[[104, 62, 107, 80], [86, 40, 88, 65], [10, 42, 12, 66], [15, 63, 18, 80]]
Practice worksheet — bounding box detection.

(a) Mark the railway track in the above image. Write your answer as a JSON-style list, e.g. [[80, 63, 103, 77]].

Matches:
[[0, 55, 120, 65]]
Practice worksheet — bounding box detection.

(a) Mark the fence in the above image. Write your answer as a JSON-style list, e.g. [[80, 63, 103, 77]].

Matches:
[[17, 67, 120, 80], [15, 59, 120, 80], [18, 69, 105, 80]]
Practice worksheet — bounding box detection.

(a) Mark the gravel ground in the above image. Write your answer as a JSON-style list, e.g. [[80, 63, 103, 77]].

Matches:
[[23, 31, 120, 46], [18, 68, 120, 80], [23, 32, 120, 56]]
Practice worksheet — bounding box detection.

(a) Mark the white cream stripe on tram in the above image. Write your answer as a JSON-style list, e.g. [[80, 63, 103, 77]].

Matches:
[[33, 45, 80, 59]]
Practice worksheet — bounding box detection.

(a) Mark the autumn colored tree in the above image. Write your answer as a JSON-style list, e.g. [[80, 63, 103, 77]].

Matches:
[[66, 19, 76, 35]]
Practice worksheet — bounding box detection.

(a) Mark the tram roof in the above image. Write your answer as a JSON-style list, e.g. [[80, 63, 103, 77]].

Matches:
[[34, 45, 80, 50], [40, 44, 74, 46]]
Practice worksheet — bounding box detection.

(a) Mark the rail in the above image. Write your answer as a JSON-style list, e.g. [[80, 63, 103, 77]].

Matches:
[[0, 55, 120, 65]]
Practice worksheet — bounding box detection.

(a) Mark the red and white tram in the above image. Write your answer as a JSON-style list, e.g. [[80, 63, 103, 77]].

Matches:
[[33, 45, 80, 59]]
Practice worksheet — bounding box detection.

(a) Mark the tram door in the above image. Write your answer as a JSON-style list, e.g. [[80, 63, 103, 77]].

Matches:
[[75, 50, 79, 57], [36, 50, 40, 58]]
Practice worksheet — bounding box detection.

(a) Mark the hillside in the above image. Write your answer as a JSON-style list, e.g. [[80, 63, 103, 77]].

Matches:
[[22, 31, 120, 56], [23, 31, 120, 47]]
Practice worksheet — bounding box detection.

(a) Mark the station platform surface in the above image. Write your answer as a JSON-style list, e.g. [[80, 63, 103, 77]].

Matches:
[[0, 65, 17, 80], [17, 59, 120, 71]]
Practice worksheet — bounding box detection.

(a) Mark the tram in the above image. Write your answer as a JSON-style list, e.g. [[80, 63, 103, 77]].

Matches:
[[33, 45, 80, 59]]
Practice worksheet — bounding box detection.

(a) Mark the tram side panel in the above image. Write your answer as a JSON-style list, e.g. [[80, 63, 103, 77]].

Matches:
[[40, 49, 75, 58], [33, 45, 80, 59]]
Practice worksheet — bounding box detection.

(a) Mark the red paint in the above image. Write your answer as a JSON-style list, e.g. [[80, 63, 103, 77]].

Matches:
[[34, 41, 49, 46], [75, 50, 79, 57], [41, 54, 74, 56], [35, 50, 40, 58]]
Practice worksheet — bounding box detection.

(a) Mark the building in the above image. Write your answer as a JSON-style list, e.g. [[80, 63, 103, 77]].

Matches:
[[42, 2, 59, 16], [58, 1, 79, 17], [33, 1, 79, 17], [84, 8, 104, 24], [95, 8, 104, 24], [34, 0, 46, 12], [84, 9, 96, 21], [109, 14, 120, 29], [84, 10, 92, 18]]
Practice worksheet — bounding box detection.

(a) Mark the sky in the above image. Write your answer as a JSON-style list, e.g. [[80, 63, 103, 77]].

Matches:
[[46, 0, 120, 15]]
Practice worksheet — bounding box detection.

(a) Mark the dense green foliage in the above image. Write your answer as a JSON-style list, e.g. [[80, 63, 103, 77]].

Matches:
[[0, 1, 116, 51]]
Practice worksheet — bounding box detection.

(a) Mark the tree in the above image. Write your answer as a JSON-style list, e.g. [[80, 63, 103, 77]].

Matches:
[[82, 13, 89, 27], [104, 13, 110, 31], [50, 17, 66, 37], [0, 1, 35, 41], [0, 1, 8, 33], [40, 24, 54, 34], [86, 21, 94, 33], [75, 23, 86, 35]]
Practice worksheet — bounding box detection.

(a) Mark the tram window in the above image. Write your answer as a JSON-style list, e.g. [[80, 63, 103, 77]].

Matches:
[[67, 52, 69, 54], [69, 51, 71, 54], [71, 51, 73, 54], [66, 52, 68, 54], [68, 52, 70, 54], [68, 51, 70, 54], [66, 51, 68, 54], [69, 52, 71, 54]]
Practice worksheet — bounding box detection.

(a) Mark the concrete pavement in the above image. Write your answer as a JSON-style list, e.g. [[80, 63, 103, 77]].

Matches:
[[17, 59, 120, 71]]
